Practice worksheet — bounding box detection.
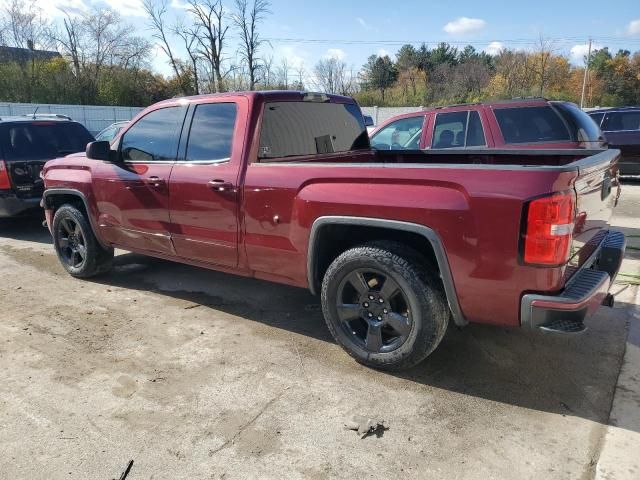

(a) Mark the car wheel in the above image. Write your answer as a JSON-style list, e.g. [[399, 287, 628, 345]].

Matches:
[[52, 204, 113, 278], [321, 241, 449, 370]]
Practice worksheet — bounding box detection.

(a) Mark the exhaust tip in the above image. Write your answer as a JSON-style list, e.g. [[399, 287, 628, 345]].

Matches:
[[602, 293, 615, 308]]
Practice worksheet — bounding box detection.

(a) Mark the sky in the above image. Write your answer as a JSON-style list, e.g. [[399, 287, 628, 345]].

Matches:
[[12, 0, 640, 80]]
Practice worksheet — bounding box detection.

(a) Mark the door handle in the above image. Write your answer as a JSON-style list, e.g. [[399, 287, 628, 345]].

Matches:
[[207, 179, 235, 192], [145, 176, 165, 187]]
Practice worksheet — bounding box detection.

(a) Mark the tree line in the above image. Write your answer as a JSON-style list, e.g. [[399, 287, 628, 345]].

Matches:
[[0, 0, 638, 108]]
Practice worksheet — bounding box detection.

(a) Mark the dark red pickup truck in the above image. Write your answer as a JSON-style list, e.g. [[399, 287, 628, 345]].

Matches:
[[42, 91, 626, 370]]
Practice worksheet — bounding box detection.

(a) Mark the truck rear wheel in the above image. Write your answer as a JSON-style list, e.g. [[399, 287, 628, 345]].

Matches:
[[321, 241, 449, 370], [52, 204, 113, 278]]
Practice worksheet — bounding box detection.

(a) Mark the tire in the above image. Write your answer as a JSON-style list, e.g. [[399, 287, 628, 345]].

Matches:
[[321, 241, 449, 370], [52, 204, 113, 278]]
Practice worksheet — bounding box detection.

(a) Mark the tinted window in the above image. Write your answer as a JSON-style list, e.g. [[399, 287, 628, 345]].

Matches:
[[185, 103, 237, 162], [588, 112, 604, 126], [494, 106, 570, 144], [259, 102, 368, 158], [371, 116, 424, 149], [553, 102, 603, 142], [0, 122, 94, 160], [602, 111, 640, 132], [121, 107, 184, 162], [432, 111, 485, 148]]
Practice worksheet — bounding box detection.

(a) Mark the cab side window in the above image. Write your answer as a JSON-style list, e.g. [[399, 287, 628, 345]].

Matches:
[[184, 103, 237, 162], [432, 111, 485, 148], [370, 116, 425, 150], [120, 106, 185, 162]]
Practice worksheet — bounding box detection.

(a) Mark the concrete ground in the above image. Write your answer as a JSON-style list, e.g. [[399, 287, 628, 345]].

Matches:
[[0, 184, 639, 480]]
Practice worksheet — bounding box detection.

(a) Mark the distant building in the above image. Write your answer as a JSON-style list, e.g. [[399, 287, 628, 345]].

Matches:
[[0, 44, 61, 64]]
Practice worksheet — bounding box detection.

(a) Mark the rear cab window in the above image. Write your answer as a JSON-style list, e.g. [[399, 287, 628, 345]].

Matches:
[[0, 122, 94, 160], [431, 110, 485, 148], [493, 106, 570, 144], [258, 101, 368, 159]]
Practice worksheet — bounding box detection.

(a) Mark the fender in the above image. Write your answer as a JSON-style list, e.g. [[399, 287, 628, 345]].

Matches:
[[42, 188, 110, 249], [307, 216, 468, 327]]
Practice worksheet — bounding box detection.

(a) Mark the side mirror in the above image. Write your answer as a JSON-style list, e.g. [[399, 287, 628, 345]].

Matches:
[[363, 115, 374, 128], [86, 141, 114, 161]]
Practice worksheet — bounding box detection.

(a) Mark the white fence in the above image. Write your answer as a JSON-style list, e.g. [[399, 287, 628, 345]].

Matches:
[[0, 103, 144, 134], [361, 106, 424, 126]]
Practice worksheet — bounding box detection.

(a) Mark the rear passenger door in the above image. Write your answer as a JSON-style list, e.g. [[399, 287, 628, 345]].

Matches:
[[601, 111, 640, 166], [430, 110, 487, 149], [168, 98, 246, 267]]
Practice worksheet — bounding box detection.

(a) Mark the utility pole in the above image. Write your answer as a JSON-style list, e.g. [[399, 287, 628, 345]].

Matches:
[[580, 38, 592, 109]]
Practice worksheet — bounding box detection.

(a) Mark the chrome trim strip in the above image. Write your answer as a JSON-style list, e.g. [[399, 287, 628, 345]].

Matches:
[[307, 216, 467, 327]]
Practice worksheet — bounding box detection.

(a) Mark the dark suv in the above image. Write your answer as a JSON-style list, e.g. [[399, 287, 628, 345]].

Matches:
[[0, 115, 94, 217], [588, 107, 640, 176]]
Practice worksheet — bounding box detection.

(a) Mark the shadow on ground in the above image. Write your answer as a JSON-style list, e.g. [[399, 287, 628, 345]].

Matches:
[[0, 215, 50, 244], [81, 250, 637, 434]]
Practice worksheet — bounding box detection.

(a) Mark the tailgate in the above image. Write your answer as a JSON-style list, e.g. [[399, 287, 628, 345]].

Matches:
[[569, 149, 621, 269], [6, 160, 45, 198]]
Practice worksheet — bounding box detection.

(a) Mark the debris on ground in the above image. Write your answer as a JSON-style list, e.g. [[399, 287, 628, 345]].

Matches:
[[115, 460, 133, 480], [344, 415, 387, 439]]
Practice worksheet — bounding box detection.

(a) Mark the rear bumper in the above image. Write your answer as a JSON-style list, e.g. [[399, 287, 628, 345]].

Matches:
[[618, 160, 640, 176], [521, 230, 626, 329], [0, 192, 41, 218]]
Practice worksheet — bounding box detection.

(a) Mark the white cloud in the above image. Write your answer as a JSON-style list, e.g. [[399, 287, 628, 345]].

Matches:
[[103, 0, 146, 17], [569, 43, 603, 64], [0, 0, 89, 18], [325, 48, 346, 61], [628, 19, 640, 36], [443, 17, 486, 35], [377, 48, 389, 58], [170, 0, 191, 10], [484, 41, 503, 56]]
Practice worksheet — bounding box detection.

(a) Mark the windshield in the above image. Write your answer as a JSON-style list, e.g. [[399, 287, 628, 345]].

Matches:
[[0, 122, 94, 160], [258, 101, 368, 159]]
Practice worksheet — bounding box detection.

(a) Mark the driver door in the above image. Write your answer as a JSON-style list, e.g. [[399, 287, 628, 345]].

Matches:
[[92, 105, 187, 254]]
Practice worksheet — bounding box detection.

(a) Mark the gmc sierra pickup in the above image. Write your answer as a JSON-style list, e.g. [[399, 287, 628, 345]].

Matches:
[[42, 91, 626, 370]]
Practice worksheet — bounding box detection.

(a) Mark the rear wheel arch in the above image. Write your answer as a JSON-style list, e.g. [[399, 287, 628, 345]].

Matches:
[[307, 216, 467, 327]]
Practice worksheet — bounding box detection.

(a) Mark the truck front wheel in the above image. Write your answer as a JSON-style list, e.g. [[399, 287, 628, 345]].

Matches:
[[321, 241, 449, 370], [52, 204, 114, 278]]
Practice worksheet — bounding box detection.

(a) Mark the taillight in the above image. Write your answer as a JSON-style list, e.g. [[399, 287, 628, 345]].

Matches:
[[523, 192, 575, 266], [0, 160, 11, 189]]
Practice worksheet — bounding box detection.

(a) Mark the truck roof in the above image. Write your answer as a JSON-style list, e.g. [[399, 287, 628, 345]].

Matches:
[[157, 90, 357, 106]]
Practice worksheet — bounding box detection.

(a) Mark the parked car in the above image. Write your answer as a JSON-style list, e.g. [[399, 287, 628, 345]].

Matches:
[[42, 91, 624, 370], [95, 121, 129, 143], [370, 98, 606, 151], [0, 114, 94, 218], [588, 107, 640, 176]]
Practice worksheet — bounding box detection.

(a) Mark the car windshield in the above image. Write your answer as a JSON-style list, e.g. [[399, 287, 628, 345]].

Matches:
[[0, 122, 94, 160]]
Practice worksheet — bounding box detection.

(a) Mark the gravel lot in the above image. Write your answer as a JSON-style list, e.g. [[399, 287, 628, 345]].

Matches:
[[1, 184, 639, 480]]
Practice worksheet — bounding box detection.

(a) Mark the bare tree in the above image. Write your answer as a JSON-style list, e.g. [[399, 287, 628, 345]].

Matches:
[[50, 7, 150, 103], [143, 0, 184, 84], [3, 0, 50, 49], [276, 57, 288, 89], [174, 19, 200, 94], [232, 0, 271, 90], [535, 34, 555, 96], [189, 0, 228, 92]]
